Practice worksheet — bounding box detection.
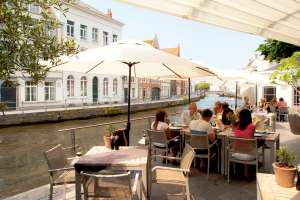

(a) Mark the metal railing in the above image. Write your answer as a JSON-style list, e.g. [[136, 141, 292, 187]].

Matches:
[[57, 112, 180, 155]]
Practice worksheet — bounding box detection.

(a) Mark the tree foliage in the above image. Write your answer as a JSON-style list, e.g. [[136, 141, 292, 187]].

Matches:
[[270, 52, 300, 93], [195, 82, 210, 91], [0, 0, 79, 84], [256, 39, 300, 62]]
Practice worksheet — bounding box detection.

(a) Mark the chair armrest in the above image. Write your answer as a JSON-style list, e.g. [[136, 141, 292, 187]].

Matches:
[[167, 136, 180, 143], [152, 166, 188, 173], [209, 140, 218, 148], [48, 167, 74, 173]]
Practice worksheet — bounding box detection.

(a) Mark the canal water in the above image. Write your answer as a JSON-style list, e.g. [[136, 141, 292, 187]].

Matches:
[[0, 95, 240, 199]]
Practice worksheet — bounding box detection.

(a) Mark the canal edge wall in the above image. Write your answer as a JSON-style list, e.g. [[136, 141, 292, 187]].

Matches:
[[0, 96, 203, 127]]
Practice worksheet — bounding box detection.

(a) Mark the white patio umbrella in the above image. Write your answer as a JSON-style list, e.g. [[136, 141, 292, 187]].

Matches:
[[53, 40, 216, 141]]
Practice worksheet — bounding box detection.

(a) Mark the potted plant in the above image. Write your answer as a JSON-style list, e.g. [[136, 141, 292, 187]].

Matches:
[[273, 147, 297, 187], [103, 125, 115, 149]]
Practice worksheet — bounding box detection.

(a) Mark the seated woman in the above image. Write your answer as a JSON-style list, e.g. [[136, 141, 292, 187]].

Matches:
[[151, 110, 179, 163], [233, 109, 255, 138], [221, 108, 236, 129]]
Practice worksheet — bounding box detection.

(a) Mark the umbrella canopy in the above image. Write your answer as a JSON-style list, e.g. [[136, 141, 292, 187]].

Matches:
[[52, 40, 215, 78], [53, 40, 216, 142]]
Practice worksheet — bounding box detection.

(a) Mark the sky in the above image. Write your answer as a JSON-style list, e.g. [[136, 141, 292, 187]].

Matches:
[[83, 0, 265, 73]]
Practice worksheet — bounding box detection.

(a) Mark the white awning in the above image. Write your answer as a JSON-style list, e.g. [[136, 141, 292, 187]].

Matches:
[[116, 0, 300, 46]]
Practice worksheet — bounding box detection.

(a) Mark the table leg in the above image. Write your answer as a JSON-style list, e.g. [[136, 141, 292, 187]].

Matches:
[[142, 164, 149, 200], [75, 170, 81, 200]]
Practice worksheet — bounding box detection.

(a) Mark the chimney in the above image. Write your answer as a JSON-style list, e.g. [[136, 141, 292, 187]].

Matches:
[[107, 9, 112, 18]]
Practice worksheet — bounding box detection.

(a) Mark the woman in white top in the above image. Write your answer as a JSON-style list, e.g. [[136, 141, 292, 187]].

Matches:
[[151, 110, 169, 130]]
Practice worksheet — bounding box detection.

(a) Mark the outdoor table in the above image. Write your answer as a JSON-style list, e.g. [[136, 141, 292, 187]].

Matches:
[[182, 129, 279, 175], [74, 146, 150, 200], [257, 173, 300, 200]]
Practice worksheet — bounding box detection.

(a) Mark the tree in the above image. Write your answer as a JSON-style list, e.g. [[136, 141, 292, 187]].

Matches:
[[270, 52, 300, 93], [256, 39, 300, 62], [195, 82, 210, 91], [0, 0, 79, 84]]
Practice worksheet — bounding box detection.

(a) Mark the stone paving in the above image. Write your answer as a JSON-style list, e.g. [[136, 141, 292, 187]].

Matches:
[[3, 122, 300, 200]]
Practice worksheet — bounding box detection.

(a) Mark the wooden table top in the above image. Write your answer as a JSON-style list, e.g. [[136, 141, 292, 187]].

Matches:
[[257, 173, 300, 200]]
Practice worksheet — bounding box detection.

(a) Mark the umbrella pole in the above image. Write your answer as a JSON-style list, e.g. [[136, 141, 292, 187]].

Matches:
[[125, 63, 133, 145], [255, 84, 258, 107], [235, 81, 238, 109], [188, 78, 191, 103]]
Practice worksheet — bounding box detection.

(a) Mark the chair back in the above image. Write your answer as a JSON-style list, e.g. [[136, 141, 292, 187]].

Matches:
[[189, 130, 209, 150], [228, 136, 257, 155], [279, 106, 288, 114], [146, 129, 168, 145], [180, 144, 195, 172], [81, 171, 133, 199], [43, 144, 67, 171]]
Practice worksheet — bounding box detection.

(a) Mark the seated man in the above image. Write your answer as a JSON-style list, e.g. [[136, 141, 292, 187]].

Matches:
[[181, 102, 201, 126], [189, 109, 216, 142]]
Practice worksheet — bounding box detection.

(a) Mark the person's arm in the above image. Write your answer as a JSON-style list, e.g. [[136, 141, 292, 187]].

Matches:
[[207, 125, 216, 142]]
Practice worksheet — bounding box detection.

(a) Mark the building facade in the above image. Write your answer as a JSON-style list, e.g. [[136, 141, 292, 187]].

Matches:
[[0, 1, 128, 110], [242, 54, 299, 107]]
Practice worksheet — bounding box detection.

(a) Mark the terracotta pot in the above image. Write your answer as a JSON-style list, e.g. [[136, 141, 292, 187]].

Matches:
[[273, 163, 296, 188], [103, 136, 112, 149]]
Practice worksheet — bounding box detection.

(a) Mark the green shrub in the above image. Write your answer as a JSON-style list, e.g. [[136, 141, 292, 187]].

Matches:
[[183, 96, 189, 104], [103, 107, 122, 115], [276, 147, 296, 167]]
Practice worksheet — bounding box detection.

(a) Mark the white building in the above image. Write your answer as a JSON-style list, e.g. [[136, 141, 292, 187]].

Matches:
[[242, 55, 299, 107], [0, 1, 130, 110]]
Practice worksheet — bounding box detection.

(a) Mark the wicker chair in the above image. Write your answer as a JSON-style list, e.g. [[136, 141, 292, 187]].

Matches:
[[188, 130, 219, 179], [81, 170, 141, 200], [152, 144, 195, 200], [146, 129, 180, 164], [288, 114, 300, 135], [43, 144, 76, 200]]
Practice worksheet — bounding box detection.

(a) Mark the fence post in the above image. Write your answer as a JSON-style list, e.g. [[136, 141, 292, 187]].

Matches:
[[70, 129, 76, 155]]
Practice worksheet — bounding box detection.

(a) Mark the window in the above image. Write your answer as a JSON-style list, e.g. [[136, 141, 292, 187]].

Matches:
[[67, 75, 74, 97], [263, 86, 276, 102], [294, 87, 300, 106], [132, 88, 135, 98], [80, 24, 87, 40], [103, 78, 108, 96], [29, 4, 40, 14], [92, 28, 98, 43], [113, 78, 118, 95], [66, 20, 74, 37], [80, 76, 87, 97], [103, 31, 108, 45], [25, 81, 37, 102], [113, 34, 118, 42], [44, 81, 55, 101]]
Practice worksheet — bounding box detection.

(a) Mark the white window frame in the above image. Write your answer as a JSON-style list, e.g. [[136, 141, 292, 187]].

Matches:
[[92, 27, 98, 43], [103, 31, 108, 45], [80, 76, 87, 97], [113, 78, 118, 95], [44, 81, 55, 101], [103, 78, 109, 96], [294, 87, 300, 106], [80, 24, 88, 40], [25, 81, 37, 102], [67, 20, 74, 37], [67, 75, 75, 97], [112, 34, 118, 42]]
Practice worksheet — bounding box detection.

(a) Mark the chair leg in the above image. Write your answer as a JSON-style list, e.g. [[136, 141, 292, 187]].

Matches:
[[153, 148, 156, 161], [193, 157, 196, 168], [49, 183, 53, 200], [207, 158, 210, 179], [227, 161, 230, 184], [185, 177, 191, 200]]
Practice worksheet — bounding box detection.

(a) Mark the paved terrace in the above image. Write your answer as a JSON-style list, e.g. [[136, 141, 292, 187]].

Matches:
[[4, 122, 300, 200]]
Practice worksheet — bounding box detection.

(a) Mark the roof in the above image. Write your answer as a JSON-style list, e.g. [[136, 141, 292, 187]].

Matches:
[[70, 0, 124, 26], [162, 46, 180, 57], [245, 55, 279, 72], [116, 0, 300, 46]]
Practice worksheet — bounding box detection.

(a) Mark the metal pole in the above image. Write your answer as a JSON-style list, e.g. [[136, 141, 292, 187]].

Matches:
[[125, 63, 133, 145], [235, 81, 238, 109], [188, 78, 191, 103], [255, 84, 258, 107]]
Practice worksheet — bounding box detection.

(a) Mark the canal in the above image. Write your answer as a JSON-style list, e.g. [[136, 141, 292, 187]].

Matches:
[[0, 95, 240, 199]]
